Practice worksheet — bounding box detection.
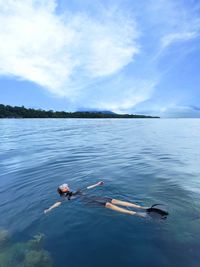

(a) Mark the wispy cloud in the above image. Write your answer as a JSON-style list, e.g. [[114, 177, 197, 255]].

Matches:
[[0, 0, 139, 99], [161, 31, 198, 49], [152, 0, 200, 50], [77, 77, 157, 113]]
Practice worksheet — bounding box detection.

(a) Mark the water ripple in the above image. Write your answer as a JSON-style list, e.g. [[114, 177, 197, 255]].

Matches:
[[0, 119, 200, 267]]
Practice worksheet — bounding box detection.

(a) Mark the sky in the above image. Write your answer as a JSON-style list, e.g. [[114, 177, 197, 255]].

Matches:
[[0, 0, 200, 117]]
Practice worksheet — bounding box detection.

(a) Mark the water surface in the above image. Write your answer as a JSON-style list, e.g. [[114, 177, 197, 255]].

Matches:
[[0, 119, 200, 267]]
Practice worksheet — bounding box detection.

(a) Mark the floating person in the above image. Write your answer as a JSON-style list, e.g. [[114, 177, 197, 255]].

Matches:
[[44, 181, 168, 219]]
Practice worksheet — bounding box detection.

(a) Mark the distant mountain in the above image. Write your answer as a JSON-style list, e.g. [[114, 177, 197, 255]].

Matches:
[[77, 109, 116, 114], [0, 104, 160, 119]]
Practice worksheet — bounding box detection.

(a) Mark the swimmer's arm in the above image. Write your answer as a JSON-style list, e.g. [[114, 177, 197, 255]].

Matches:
[[44, 201, 62, 214], [74, 181, 104, 195], [86, 181, 104, 190]]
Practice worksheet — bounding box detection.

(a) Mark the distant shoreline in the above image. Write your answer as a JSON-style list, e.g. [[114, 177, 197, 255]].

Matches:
[[0, 104, 160, 119]]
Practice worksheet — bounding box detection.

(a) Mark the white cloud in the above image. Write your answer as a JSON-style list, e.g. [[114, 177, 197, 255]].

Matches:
[[86, 79, 156, 113], [1, 0, 200, 114], [161, 31, 198, 49], [160, 105, 200, 118], [146, 0, 200, 57], [0, 0, 139, 99]]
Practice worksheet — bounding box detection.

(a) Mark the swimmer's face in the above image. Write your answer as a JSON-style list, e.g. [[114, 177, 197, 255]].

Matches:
[[61, 185, 70, 193]]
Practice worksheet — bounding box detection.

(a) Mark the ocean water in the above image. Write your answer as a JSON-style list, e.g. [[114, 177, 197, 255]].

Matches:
[[0, 119, 200, 267]]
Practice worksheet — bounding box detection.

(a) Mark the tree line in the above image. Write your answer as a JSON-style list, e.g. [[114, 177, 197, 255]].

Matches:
[[0, 104, 159, 118]]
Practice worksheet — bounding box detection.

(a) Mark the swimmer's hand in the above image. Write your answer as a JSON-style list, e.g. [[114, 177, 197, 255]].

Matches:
[[44, 209, 50, 214]]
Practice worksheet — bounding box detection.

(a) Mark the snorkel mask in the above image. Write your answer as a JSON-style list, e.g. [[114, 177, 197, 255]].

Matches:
[[59, 183, 69, 190], [57, 183, 70, 196]]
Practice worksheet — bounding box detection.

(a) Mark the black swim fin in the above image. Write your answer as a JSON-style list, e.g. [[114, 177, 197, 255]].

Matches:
[[151, 204, 163, 208], [146, 204, 169, 216]]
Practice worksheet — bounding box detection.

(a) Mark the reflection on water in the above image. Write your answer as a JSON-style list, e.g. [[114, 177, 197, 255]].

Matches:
[[0, 119, 200, 267]]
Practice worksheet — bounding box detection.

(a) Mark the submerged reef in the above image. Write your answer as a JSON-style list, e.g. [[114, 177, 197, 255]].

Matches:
[[0, 229, 10, 249], [0, 230, 53, 267]]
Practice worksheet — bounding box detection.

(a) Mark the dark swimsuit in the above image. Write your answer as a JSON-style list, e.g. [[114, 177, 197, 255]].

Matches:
[[62, 191, 169, 218], [63, 190, 112, 206]]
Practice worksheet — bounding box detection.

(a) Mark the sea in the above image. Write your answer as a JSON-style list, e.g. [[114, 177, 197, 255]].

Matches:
[[0, 119, 200, 267]]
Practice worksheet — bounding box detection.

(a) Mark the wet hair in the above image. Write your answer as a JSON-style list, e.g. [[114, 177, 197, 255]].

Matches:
[[57, 187, 65, 196]]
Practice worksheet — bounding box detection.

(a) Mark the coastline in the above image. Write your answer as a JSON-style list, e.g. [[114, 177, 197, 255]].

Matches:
[[0, 104, 160, 119]]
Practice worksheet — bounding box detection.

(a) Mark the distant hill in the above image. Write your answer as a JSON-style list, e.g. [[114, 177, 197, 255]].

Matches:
[[77, 109, 116, 114], [0, 104, 160, 119]]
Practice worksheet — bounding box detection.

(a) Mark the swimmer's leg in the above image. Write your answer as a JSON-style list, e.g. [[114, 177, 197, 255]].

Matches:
[[105, 202, 146, 217], [111, 199, 147, 210]]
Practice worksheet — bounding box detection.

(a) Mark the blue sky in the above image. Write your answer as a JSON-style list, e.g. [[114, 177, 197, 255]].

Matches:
[[0, 0, 200, 117]]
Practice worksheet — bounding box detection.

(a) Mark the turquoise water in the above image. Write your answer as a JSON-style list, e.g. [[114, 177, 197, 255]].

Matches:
[[0, 119, 200, 267]]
